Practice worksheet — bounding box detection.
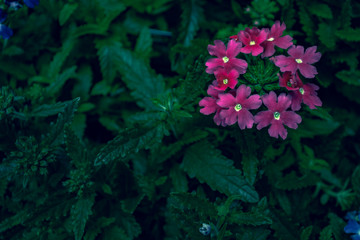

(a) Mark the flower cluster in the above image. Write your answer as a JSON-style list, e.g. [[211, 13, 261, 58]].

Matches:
[[199, 21, 322, 140], [0, 0, 39, 39], [344, 211, 360, 240]]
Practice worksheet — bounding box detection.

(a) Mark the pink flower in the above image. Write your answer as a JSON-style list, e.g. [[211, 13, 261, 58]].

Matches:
[[238, 27, 267, 56], [199, 83, 226, 126], [274, 45, 321, 78], [205, 40, 248, 74], [254, 91, 302, 139], [216, 85, 262, 129], [214, 68, 239, 91], [278, 71, 303, 91], [261, 21, 293, 58], [289, 83, 322, 111]]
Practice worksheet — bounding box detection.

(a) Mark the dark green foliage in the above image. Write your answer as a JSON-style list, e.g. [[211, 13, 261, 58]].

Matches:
[[0, 0, 359, 239]]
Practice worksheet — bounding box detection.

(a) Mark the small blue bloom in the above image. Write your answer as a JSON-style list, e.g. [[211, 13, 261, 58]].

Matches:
[[0, 24, 13, 39], [345, 219, 360, 240], [6, 0, 23, 10], [346, 211, 359, 221], [23, 0, 39, 8], [199, 223, 211, 236]]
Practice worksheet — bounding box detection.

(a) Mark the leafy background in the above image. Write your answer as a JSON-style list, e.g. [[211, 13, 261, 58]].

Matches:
[[0, 0, 360, 239]]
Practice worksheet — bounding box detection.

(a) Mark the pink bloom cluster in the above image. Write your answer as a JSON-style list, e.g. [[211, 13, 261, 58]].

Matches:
[[200, 21, 323, 140]]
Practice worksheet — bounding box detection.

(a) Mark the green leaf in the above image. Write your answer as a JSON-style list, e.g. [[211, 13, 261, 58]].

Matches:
[[30, 99, 76, 117], [179, 0, 204, 46], [47, 39, 75, 79], [46, 66, 77, 96], [237, 228, 271, 240], [300, 226, 313, 240], [71, 195, 95, 240], [182, 141, 259, 203], [336, 70, 360, 86], [308, 3, 333, 19], [336, 28, 360, 41], [229, 211, 272, 226], [316, 23, 336, 48], [169, 165, 189, 192], [328, 213, 347, 240], [90, 80, 112, 96], [242, 153, 258, 186], [84, 217, 116, 240], [276, 172, 319, 190], [59, 3, 78, 26], [64, 126, 87, 168], [94, 126, 164, 166], [135, 27, 152, 60], [170, 192, 217, 217], [270, 210, 299, 240], [320, 225, 333, 240]]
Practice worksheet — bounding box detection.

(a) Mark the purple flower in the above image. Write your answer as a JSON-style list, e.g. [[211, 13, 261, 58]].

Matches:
[[216, 84, 262, 129], [261, 21, 293, 58], [289, 83, 322, 111], [23, 0, 39, 8], [238, 27, 267, 56], [274, 45, 321, 78], [254, 91, 302, 139], [199, 83, 227, 126], [205, 40, 248, 74]]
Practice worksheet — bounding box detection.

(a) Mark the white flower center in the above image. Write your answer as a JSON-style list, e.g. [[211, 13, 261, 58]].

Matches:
[[223, 79, 228, 84], [222, 56, 229, 63], [299, 88, 305, 95], [249, 41, 256, 46], [267, 37, 274, 41], [295, 58, 303, 64], [274, 112, 280, 120], [234, 104, 242, 111]]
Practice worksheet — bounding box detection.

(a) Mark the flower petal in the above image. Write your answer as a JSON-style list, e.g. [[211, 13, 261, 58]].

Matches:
[[235, 84, 251, 102], [227, 58, 248, 74], [288, 45, 304, 59], [251, 45, 264, 56], [302, 46, 321, 64], [277, 93, 292, 112], [290, 91, 303, 111], [208, 40, 226, 57], [344, 220, 360, 234], [275, 35, 293, 49], [217, 93, 236, 108], [254, 111, 273, 130], [237, 109, 254, 129], [199, 97, 217, 115], [205, 58, 224, 74], [220, 108, 237, 125], [262, 91, 277, 111], [269, 120, 288, 139], [226, 39, 242, 58], [243, 94, 262, 110], [298, 63, 318, 78], [281, 111, 302, 129]]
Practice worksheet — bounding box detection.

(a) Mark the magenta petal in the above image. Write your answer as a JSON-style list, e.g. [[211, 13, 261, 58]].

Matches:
[[275, 35, 293, 49], [277, 93, 291, 112], [243, 94, 262, 109], [298, 63, 318, 78], [303, 95, 322, 109], [256, 29, 268, 44], [239, 31, 250, 45], [220, 108, 237, 125], [255, 111, 273, 130], [262, 91, 277, 111], [199, 97, 217, 115], [240, 45, 253, 54], [288, 45, 304, 59], [228, 69, 240, 79], [290, 91, 303, 111], [226, 39, 242, 58], [235, 84, 251, 102], [214, 109, 224, 126], [237, 109, 254, 129], [208, 40, 226, 57], [302, 46, 321, 64], [274, 55, 298, 73], [307, 83, 320, 91], [262, 43, 275, 58], [205, 58, 224, 74], [227, 58, 248, 74], [269, 120, 288, 139], [207, 84, 221, 98], [281, 111, 302, 129], [251, 45, 264, 56], [217, 93, 236, 108]]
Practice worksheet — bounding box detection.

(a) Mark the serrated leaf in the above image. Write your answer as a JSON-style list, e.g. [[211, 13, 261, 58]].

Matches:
[[179, 0, 204, 46], [46, 66, 77, 96], [30, 99, 75, 117], [94, 126, 163, 166], [65, 126, 87, 168], [170, 192, 217, 217], [71, 195, 95, 240], [135, 27, 152, 60], [59, 3, 78, 26], [242, 153, 258, 186], [47, 39, 75, 79], [336, 70, 360, 86], [229, 211, 272, 226], [320, 225, 333, 240], [276, 172, 319, 190], [270, 210, 299, 240], [316, 23, 336, 48], [182, 141, 259, 203], [237, 228, 271, 240], [328, 213, 347, 240], [308, 3, 333, 19], [300, 226, 313, 240], [336, 28, 360, 41], [84, 217, 116, 240]]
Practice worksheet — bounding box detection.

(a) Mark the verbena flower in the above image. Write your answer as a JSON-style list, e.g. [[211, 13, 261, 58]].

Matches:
[[261, 21, 293, 58], [274, 45, 321, 78], [217, 84, 262, 129], [238, 27, 267, 56], [199, 82, 226, 126], [279, 71, 322, 111], [345, 219, 360, 240], [0, 9, 13, 39], [255, 91, 301, 139], [205, 40, 248, 74], [24, 0, 39, 8], [214, 68, 239, 91]]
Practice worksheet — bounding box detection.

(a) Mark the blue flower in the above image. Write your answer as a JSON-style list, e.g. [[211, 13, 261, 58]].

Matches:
[[345, 219, 360, 240], [0, 24, 13, 39], [0, 9, 7, 23], [6, 0, 23, 10], [23, 0, 39, 8]]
